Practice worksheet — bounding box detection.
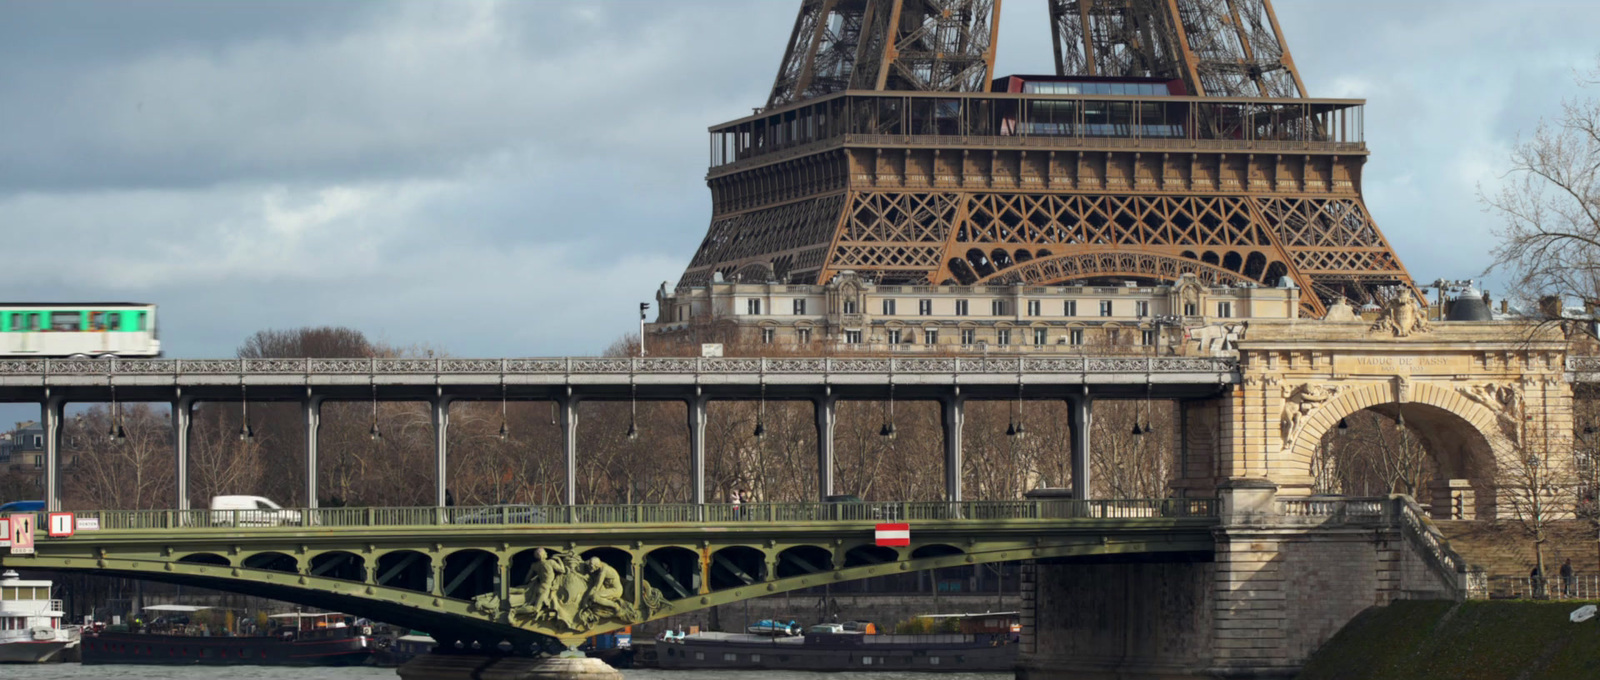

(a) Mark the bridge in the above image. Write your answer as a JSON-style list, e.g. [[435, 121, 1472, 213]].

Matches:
[[0, 355, 1236, 512], [1, 498, 1216, 649]]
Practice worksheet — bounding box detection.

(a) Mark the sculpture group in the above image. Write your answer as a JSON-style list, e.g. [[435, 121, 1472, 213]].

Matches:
[[470, 548, 671, 634]]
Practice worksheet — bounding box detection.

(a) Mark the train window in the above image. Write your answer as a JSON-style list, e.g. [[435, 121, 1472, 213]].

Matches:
[[7, 315, 19, 331], [50, 312, 80, 331], [136, 312, 147, 331], [89, 312, 106, 331], [26, 314, 40, 331]]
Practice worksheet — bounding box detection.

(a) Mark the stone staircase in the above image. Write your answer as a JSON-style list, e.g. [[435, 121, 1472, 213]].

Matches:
[[1435, 520, 1599, 578]]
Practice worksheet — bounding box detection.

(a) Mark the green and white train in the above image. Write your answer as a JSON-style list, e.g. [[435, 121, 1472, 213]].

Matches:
[[0, 303, 160, 357]]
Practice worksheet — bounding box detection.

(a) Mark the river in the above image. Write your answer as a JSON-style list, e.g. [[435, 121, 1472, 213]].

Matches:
[[12, 665, 1010, 680]]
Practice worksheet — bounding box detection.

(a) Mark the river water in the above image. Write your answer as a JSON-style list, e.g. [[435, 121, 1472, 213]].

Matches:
[[13, 665, 1010, 680]]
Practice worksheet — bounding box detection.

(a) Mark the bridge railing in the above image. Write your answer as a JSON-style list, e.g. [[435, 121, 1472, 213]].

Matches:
[[46, 499, 1219, 532], [0, 355, 1237, 377]]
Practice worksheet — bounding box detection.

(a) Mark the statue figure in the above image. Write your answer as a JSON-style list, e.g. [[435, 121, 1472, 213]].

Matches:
[[1281, 383, 1338, 438], [522, 548, 567, 620], [495, 548, 673, 635], [1458, 382, 1522, 441], [1371, 295, 1431, 337]]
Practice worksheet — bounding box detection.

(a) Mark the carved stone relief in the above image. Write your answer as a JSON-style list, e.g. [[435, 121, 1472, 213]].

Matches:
[[1456, 382, 1523, 443], [1370, 296, 1432, 337], [1280, 382, 1340, 439]]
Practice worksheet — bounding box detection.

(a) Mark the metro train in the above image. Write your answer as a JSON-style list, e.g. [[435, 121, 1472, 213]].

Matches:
[[0, 303, 160, 357]]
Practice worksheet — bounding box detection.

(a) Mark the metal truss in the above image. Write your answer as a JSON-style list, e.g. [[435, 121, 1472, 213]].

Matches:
[[767, 0, 1000, 109], [1049, 0, 1306, 98]]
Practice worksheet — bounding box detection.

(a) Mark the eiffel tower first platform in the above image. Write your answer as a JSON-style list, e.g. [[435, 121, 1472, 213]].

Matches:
[[676, 0, 1416, 317]]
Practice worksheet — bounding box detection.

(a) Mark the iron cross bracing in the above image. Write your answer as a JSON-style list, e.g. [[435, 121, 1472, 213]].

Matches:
[[682, 0, 1414, 314]]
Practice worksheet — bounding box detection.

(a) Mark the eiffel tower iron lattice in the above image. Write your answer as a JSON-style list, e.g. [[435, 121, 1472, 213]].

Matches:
[[679, 0, 1415, 315]]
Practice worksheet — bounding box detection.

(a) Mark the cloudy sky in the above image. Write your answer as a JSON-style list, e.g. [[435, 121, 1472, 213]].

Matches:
[[1, 0, 1596, 359]]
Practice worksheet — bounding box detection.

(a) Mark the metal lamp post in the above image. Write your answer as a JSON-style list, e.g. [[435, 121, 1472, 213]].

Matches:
[[639, 303, 650, 357]]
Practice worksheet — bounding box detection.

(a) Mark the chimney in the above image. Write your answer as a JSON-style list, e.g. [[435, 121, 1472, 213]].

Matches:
[[1500, 299, 1508, 314], [1538, 295, 1562, 319]]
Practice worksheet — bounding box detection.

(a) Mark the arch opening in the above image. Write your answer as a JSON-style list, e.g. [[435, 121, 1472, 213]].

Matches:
[[242, 552, 297, 574], [178, 553, 229, 567], [775, 545, 833, 579], [442, 549, 499, 600], [643, 547, 700, 600], [376, 550, 433, 593], [308, 551, 365, 582], [708, 546, 767, 590]]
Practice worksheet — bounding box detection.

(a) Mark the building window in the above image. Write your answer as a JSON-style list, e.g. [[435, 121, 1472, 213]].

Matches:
[[1034, 328, 1048, 346], [1142, 329, 1157, 346], [33, 435, 42, 447], [960, 329, 976, 345], [1069, 329, 1084, 345], [882, 299, 897, 315], [996, 329, 1011, 346], [955, 300, 969, 316], [1135, 301, 1150, 317], [887, 329, 902, 345], [33, 455, 42, 469], [843, 300, 858, 314], [1099, 300, 1113, 317], [924, 329, 939, 345], [747, 299, 762, 315], [1027, 300, 1041, 316], [918, 299, 933, 316], [1217, 301, 1233, 318], [677, 307, 686, 322], [991, 300, 1008, 316], [1183, 302, 1198, 316], [1064, 300, 1077, 317], [797, 328, 812, 344], [844, 330, 862, 344], [761, 328, 775, 344], [793, 299, 807, 315]]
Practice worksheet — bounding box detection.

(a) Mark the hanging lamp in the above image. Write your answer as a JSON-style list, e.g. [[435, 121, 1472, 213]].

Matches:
[[498, 380, 509, 441], [626, 383, 639, 441], [238, 384, 254, 442], [369, 381, 382, 441]]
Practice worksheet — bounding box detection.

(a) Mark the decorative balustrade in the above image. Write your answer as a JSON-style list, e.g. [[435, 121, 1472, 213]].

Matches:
[[34, 499, 1218, 533], [0, 356, 1237, 377]]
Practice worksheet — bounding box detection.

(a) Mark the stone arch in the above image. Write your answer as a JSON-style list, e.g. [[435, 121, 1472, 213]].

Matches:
[[1283, 380, 1511, 507]]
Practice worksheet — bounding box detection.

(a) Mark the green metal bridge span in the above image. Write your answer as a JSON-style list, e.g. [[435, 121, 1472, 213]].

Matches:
[[3, 499, 1217, 649]]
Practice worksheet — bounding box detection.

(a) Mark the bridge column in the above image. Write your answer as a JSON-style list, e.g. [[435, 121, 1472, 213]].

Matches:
[[171, 395, 195, 510], [303, 395, 323, 508], [813, 394, 837, 500], [1069, 396, 1093, 501], [431, 395, 453, 507], [41, 394, 65, 512], [687, 394, 707, 504], [559, 396, 579, 505], [941, 394, 965, 502]]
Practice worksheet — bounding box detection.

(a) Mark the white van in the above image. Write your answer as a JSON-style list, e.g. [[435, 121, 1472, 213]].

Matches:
[[209, 496, 302, 527]]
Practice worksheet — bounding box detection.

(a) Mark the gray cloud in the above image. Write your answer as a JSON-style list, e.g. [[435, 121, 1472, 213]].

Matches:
[[0, 0, 1595, 369]]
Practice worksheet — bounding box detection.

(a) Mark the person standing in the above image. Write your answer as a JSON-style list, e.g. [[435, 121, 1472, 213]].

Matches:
[[1560, 558, 1575, 598]]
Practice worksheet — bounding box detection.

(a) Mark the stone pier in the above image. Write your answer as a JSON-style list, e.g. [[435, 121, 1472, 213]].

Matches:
[[1018, 481, 1462, 679]]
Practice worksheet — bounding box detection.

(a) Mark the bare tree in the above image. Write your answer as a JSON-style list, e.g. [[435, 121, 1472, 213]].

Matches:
[[1486, 58, 1600, 321]]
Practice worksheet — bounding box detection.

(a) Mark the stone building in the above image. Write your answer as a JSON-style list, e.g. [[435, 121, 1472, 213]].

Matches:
[[650, 272, 1299, 354]]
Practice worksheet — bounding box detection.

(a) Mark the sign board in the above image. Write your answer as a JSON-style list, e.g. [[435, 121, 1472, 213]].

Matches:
[[9, 513, 34, 554], [77, 517, 100, 531], [700, 343, 724, 358], [875, 522, 910, 547], [48, 512, 74, 538]]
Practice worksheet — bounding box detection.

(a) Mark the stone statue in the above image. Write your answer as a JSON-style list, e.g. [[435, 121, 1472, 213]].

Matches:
[[488, 548, 672, 635], [1370, 295, 1431, 337], [1281, 383, 1339, 438]]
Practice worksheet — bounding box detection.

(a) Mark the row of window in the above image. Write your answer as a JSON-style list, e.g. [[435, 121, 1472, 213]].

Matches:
[[761, 327, 1159, 346], [746, 299, 1232, 318], [1, 310, 149, 332]]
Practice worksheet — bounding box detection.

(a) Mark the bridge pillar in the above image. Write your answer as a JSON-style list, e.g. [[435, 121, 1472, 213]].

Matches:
[[1068, 396, 1092, 501], [813, 394, 837, 500], [941, 394, 965, 502], [171, 395, 195, 510], [303, 395, 323, 508], [559, 395, 579, 505], [41, 393, 65, 512], [687, 394, 707, 504], [431, 396, 453, 507]]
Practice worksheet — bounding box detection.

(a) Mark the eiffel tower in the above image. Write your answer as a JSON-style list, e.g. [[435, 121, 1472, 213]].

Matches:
[[677, 0, 1414, 316]]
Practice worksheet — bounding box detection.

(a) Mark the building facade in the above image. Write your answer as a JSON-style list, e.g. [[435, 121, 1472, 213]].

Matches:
[[651, 272, 1298, 354]]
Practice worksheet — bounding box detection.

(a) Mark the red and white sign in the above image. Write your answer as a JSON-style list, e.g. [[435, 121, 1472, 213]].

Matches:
[[875, 522, 910, 547], [9, 513, 35, 554], [47, 512, 74, 538]]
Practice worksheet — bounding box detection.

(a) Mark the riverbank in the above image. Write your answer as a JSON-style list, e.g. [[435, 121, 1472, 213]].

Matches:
[[1296, 600, 1600, 680]]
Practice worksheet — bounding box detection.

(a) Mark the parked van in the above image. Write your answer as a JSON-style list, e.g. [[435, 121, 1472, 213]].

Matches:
[[209, 496, 301, 527]]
